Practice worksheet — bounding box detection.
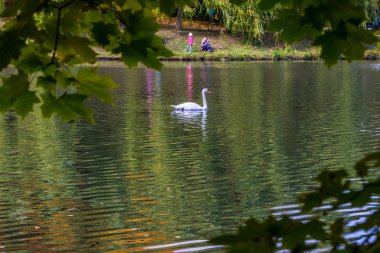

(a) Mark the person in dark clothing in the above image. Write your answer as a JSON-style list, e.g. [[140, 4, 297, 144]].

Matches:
[[201, 36, 212, 52]]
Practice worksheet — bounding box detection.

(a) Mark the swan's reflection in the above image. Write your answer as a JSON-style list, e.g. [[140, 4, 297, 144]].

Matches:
[[171, 110, 208, 138]]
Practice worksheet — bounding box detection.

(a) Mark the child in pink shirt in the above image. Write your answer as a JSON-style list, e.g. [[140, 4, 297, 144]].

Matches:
[[184, 33, 193, 52]]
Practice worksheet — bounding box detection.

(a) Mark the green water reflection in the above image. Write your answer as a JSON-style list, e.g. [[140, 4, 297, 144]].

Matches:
[[0, 61, 379, 252]]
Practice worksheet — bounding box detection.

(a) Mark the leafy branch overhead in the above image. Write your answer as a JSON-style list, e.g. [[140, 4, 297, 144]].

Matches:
[[0, 0, 187, 122], [0, 0, 378, 122]]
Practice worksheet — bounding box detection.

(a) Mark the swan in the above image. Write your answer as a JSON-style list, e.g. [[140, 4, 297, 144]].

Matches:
[[171, 88, 209, 111]]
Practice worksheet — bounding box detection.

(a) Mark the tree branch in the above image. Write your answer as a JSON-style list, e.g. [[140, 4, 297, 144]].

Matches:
[[48, 0, 78, 64], [50, 7, 61, 64]]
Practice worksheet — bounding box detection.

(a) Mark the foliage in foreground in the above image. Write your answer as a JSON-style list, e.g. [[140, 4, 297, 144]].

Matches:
[[0, 0, 187, 122], [212, 151, 380, 252]]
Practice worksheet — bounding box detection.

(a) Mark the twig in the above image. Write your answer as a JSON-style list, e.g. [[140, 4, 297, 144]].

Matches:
[[50, 8, 61, 64], [47, 0, 78, 64]]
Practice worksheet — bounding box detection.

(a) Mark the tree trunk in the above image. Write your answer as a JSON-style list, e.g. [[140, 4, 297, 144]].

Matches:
[[176, 8, 183, 30], [4, 0, 12, 8]]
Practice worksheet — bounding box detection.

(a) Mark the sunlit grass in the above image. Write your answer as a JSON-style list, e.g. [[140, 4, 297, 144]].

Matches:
[[154, 27, 321, 61]]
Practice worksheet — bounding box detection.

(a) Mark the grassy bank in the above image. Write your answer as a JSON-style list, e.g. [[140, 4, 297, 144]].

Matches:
[[98, 26, 380, 62], [155, 19, 380, 61], [156, 27, 321, 61], [96, 25, 322, 61]]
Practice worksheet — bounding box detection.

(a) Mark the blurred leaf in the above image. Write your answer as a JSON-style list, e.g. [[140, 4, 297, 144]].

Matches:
[[301, 170, 350, 210], [77, 68, 118, 104], [58, 36, 97, 64], [313, 32, 345, 66], [36, 75, 57, 94], [329, 218, 345, 249], [211, 216, 279, 252], [40, 93, 94, 123], [355, 151, 380, 177], [0, 24, 26, 70], [60, 8, 84, 35], [281, 217, 325, 251], [269, 9, 320, 42], [0, 72, 39, 117], [16, 46, 50, 73], [91, 22, 120, 47]]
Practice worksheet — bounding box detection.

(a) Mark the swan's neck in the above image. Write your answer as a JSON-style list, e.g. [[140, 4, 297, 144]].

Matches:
[[202, 90, 208, 110]]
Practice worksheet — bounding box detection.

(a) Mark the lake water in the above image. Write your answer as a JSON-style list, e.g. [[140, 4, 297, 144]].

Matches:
[[0, 61, 380, 252]]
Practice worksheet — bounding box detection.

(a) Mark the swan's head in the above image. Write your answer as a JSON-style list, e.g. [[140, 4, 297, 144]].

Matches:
[[202, 88, 209, 93]]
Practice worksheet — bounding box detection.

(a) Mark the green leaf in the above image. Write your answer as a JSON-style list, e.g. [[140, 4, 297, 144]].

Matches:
[[91, 22, 120, 47], [0, 24, 26, 70], [36, 75, 57, 94], [40, 93, 94, 123], [57, 36, 97, 64], [60, 8, 84, 36], [211, 216, 279, 253], [350, 188, 372, 207], [13, 91, 40, 117], [355, 151, 380, 177], [209, 234, 241, 245], [313, 33, 345, 66], [76, 68, 118, 104], [0, 72, 39, 117], [281, 217, 325, 250], [82, 10, 102, 31], [16, 46, 50, 73], [269, 9, 320, 43], [301, 170, 350, 210], [329, 218, 345, 249]]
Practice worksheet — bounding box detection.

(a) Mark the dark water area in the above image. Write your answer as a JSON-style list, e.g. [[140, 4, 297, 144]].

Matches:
[[0, 61, 380, 252]]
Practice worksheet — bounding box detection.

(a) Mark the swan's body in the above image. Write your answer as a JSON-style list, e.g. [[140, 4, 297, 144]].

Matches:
[[171, 88, 209, 111]]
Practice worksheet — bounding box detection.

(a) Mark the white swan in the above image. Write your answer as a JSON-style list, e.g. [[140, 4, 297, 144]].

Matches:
[[171, 88, 209, 111]]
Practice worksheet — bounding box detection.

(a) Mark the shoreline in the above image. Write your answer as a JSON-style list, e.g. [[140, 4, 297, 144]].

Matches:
[[96, 54, 380, 62]]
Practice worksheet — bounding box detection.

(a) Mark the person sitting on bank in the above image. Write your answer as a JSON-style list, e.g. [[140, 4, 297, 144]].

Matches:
[[201, 36, 212, 52]]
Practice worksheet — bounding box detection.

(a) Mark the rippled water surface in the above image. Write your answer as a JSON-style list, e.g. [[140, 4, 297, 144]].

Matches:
[[1, 61, 380, 252]]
